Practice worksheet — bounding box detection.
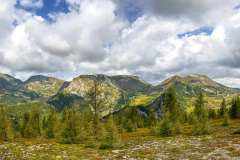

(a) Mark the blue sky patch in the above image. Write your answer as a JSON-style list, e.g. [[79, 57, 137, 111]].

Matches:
[[115, 1, 143, 23], [234, 4, 240, 10], [178, 26, 214, 38], [125, 4, 143, 23], [16, 0, 70, 22]]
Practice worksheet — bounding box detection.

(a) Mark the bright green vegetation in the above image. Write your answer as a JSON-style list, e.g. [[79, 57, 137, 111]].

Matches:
[[0, 119, 239, 159], [1, 86, 240, 159], [1, 73, 240, 159], [129, 94, 158, 107], [23, 76, 65, 98], [0, 74, 64, 105], [158, 74, 240, 96]]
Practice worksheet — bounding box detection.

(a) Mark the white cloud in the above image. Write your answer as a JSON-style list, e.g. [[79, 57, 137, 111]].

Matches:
[[124, 0, 237, 23], [0, 0, 126, 77], [1, 0, 240, 87], [19, 0, 43, 9], [0, 0, 15, 43]]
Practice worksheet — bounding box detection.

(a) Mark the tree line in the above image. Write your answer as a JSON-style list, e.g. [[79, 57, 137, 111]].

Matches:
[[1, 85, 240, 148]]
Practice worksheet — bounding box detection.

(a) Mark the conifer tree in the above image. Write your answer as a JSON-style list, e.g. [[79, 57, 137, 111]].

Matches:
[[222, 111, 230, 126], [219, 98, 227, 118], [158, 87, 182, 136], [31, 110, 41, 136], [86, 79, 104, 139], [0, 107, 13, 141], [148, 111, 157, 127], [60, 108, 78, 144], [86, 78, 117, 139], [45, 110, 57, 139], [80, 111, 94, 142], [158, 113, 173, 136], [192, 92, 210, 135], [164, 87, 179, 123], [230, 96, 240, 119], [22, 112, 30, 137], [99, 116, 121, 149], [22, 110, 41, 138], [194, 92, 206, 119]]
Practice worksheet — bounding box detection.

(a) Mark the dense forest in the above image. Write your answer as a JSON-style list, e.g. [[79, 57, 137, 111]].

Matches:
[[1, 74, 240, 159], [1, 86, 240, 148]]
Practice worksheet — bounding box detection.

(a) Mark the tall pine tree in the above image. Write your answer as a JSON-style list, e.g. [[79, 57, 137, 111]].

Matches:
[[230, 96, 240, 119], [219, 98, 227, 118], [22, 110, 41, 138], [157, 87, 182, 136], [44, 110, 57, 139], [60, 108, 78, 144], [0, 107, 13, 141], [192, 92, 210, 135]]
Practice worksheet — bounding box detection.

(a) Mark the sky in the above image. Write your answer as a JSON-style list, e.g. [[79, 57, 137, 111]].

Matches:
[[1, 0, 240, 87]]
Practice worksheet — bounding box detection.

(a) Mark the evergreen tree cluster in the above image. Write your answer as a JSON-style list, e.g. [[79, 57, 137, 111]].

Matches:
[[0, 104, 121, 149], [158, 87, 182, 136], [192, 92, 210, 135], [230, 96, 240, 119], [1, 86, 240, 145]]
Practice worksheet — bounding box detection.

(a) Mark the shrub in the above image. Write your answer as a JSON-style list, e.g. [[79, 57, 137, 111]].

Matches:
[[208, 108, 217, 119], [192, 121, 210, 135], [125, 119, 137, 132], [159, 118, 173, 137], [222, 112, 230, 127]]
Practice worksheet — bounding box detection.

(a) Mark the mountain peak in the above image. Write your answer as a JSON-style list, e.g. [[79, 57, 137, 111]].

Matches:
[[23, 75, 64, 98], [0, 73, 21, 81], [158, 74, 238, 96], [161, 74, 213, 85], [185, 74, 210, 79], [25, 75, 63, 83], [0, 73, 22, 91]]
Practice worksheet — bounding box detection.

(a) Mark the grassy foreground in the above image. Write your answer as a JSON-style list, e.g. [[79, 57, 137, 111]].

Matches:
[[0, 119, 240, 160]]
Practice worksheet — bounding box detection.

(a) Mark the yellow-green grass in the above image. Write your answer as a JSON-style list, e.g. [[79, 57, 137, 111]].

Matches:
[[185, 95, 235, 113], [129, 95, 157, 107], [1, 119, 239, 159]]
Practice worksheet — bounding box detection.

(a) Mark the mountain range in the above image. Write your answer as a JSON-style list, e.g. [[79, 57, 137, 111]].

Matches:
[[0, 73, 239, 114]]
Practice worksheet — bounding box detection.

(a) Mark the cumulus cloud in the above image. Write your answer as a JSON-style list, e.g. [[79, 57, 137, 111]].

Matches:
[[121, 0, 237, 23], [19, 0, 43, 9], [0, 0, 125, 77], [1, 0, 240, 87], [0, 0, 15, 43]]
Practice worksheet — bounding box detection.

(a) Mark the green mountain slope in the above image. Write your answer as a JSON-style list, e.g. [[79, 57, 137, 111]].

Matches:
[[48, 74, 154, 114], [0, 74, 39, 104], [154, 74, 240, 97], [1, 73, 240, 115], [109, 75, 154, 96], [0, 74, 65, 104], [0, 73, 22, 91], [22, 75, 65, 98], [49, 75, 129, 114]]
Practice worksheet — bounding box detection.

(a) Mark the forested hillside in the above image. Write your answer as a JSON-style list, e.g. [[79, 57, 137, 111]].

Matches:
[[0, 73, 240, 159]]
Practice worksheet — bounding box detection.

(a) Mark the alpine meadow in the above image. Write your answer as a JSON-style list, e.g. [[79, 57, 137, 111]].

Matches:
[[1, 0, 240, 159]]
